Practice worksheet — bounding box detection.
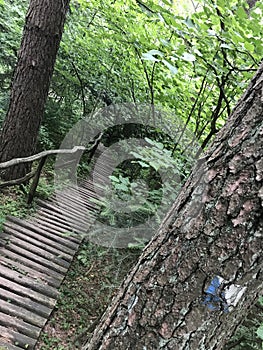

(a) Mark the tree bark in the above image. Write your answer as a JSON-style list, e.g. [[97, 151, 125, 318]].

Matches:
[[82, 62, 263, 349], [247, 0, 257, 10], [0, 0, 70, 180]]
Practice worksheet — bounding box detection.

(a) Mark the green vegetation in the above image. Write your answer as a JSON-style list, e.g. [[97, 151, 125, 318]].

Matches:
[[0, 187, 33, 230], [36, 243, 141, 350], [0, 162, 54, 228]]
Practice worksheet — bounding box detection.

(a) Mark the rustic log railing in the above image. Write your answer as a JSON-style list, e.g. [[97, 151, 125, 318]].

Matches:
[[0, 132, 103, 204], [0, 146, 85, 204]]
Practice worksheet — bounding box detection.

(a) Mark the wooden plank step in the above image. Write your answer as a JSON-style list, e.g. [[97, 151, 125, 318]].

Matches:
[[36, 199, 89, 235], [31, 217, 84, 238], [0, 178, 108, 348], [0, 256, 60, 288], [0, 241, 67, 275], [3, 225, 73, 262], [52, 196, 92, 218], [0, 299, 47, 328], [32, 210, 76, 234], [36, 198, 86, 226], [0, 286, 51, 318], [7, 216, 80, 246], [38, 201, 96, 226], [54, 188, 99, 211], [5, 219, 76, 255], [0, 264, 59, 299], [44, 210, 91, 233], [0, 325, 36, 350], [0, 248, 65, 281], [0, 232, 70, 269], [0, 311, 40, 339], [0, 341, 25, 350], [0, 275, 56, 309], [49, 193, 94, 220], [71, 184, 99, 199]]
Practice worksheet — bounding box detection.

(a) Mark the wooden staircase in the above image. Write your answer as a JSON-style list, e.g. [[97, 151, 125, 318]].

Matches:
[[0, 142, 116, 349], [0, 183, 99, 350]]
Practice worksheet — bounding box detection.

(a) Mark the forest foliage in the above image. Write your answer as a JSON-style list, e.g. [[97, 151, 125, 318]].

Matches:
[[0, 0, 262, 150], [0, 0, 263, 348]]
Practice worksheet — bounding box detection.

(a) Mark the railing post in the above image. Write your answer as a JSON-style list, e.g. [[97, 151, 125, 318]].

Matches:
[[27, 155, 48, 204]]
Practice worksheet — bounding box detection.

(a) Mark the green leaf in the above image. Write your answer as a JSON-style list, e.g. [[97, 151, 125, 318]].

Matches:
[[145, 137, 164, 149], [142, 53, 160, 62], [256, 325, 263, 340], [142, 49, 164, 61], [162, 59, 178, 75], [160, 38, 170, 47], [149, 161, 160, 171], [109, 175, 120, 183], [193, 48, 203, 57], [115, 183, 129, 192], [146, 49, 164, 56], [221, 43, 232, 49], [181, 52, 196, 62], [236, 7, 247, 20], [207, 29, 217, 36], [131, 151, 143, 159], [137, 161, 150, 168], [184, 17, 195, 29], [244, 41, 254, 52]]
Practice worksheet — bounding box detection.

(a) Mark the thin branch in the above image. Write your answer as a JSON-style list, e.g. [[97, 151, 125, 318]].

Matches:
[[136, 0, 155, 14], [71, 60, 87, 116], [134, 47, 155, 106], [172, 70, 208, 156]]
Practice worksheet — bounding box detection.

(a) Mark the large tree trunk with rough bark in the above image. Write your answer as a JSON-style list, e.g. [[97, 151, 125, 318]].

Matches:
[[82, 63, 263, 350], [0, 0, 70, 180]]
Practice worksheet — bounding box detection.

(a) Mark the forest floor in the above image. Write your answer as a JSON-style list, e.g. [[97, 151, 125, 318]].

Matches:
[[35, 242, 141, 350]]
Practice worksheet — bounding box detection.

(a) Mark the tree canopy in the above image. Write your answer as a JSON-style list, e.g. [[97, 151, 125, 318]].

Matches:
[[0, 0, 262, 151]]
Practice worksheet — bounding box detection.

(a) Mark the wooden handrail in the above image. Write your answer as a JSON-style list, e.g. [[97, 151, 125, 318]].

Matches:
[[0, 146, 86, 169], [0, 132, 103, 203], [0, 146, 85, 203]]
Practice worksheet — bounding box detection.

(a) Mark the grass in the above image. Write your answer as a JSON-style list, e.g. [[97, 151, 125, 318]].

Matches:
[[0, 186, 36, 230], [0, 162, 57, 229]]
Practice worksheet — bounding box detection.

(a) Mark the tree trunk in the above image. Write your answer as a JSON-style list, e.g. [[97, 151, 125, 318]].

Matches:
[[0, 0, 70, 180], [247, 0, 257, 10], [82, 62, 263, 349]]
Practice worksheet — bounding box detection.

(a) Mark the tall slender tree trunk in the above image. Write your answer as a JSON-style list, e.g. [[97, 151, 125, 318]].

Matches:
[[247, 0, 257, 10], [0, 0, 70, 180], [82, 62, 263, 349]]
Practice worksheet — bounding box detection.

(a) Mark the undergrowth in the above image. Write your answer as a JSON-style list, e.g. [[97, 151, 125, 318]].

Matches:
[[0, 162, 55, 229], [36, 242, 141, 350], [0, 186, 34, 230]]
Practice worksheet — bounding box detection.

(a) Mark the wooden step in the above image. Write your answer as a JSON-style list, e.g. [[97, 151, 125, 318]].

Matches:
[[0, 181, 103, 348]]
